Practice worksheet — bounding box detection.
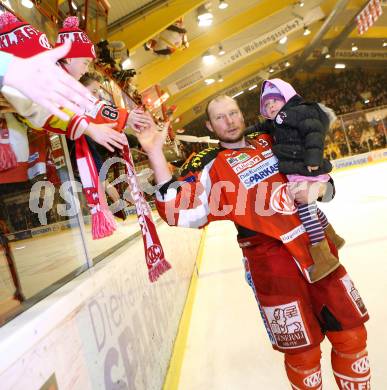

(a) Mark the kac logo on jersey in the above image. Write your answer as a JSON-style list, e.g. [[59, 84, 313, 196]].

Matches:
[[276, 111, 287, 124], [270, 183, 297, 215]]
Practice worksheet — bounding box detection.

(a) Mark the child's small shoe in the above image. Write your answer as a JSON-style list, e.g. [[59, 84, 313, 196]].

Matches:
[[309, 238, 341, 282], [325, 223, 346, 250]]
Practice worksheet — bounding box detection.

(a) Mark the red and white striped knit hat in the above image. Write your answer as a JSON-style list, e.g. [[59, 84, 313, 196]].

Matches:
[[55, 16, 95, 59], [0, 12, 51, 58]]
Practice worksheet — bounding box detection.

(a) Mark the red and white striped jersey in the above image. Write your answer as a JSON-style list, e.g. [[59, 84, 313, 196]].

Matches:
[[155, 133, 318, 278]]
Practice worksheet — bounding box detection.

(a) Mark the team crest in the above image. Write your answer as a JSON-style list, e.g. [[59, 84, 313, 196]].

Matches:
[[146, 244, 163, 265], [351, 356, 370, 375], [270, 183, 297, 215], [303, 371, 322, 388]]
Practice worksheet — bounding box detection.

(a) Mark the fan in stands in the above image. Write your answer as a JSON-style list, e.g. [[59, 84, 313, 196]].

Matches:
[[144, 18, 189, 56]]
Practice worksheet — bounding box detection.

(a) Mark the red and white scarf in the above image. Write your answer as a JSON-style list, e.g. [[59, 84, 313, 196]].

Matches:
[[75, 135, 116, 239], [76, 135, 171, 282], [121, 142, 171, 282], [0, 117, 17, 171]]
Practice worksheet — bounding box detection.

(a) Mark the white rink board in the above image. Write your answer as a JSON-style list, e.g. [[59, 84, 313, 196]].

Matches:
[[0, 223, 202, 390]]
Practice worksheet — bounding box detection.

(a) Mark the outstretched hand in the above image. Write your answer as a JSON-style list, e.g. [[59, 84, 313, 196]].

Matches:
[[85, 122, 127, 152], [132, 111, 169, 155]]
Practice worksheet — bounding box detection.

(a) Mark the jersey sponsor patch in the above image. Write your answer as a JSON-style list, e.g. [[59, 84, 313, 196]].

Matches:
[[226, 152, 250, 167], [270, 183, 298, 215], [340, 274, 368, 317], [238, 155, 279, 189], [183, 175, 196, 183], [233, 155, 262, 174], [261, 149, 273, 159], [262, 301, 311, 349], [242, 257, 276, 345], [280, 225, 306, 243]]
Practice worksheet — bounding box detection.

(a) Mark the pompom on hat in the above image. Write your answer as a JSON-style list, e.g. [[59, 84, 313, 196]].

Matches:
[[0, 12, 51, 58], [55, 16, 96, 59]]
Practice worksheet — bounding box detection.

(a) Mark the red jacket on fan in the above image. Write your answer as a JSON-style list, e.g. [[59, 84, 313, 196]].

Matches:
[[155, 132, 334, 281]]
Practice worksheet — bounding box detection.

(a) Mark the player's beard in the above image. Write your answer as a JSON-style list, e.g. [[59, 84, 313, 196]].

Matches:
[[218, 127, 245, 143]]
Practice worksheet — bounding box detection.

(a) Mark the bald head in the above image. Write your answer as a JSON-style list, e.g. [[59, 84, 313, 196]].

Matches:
[[205, 95, 239, 121]]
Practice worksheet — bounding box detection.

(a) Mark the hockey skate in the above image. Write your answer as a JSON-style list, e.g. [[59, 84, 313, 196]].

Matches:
[[309, 238, 341, 282], [325, 223, 346, 250]]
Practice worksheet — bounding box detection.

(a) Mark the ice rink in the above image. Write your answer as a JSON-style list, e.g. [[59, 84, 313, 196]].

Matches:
[[177, 161, 387, 389]]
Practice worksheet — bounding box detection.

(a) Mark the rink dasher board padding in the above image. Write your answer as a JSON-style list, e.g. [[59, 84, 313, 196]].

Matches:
[[331, 148, 387, 171], [5, 219, 81, 242], [0, 223, 202, 390]]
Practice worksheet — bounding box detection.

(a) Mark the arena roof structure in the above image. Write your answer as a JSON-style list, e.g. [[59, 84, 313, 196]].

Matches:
[[106, 0, 387, 129]]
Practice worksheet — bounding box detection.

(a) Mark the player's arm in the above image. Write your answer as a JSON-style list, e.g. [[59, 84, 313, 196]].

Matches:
[[244, 119, 273, 136], [134, 112, 211, 228], [290, 177, 336, 204]]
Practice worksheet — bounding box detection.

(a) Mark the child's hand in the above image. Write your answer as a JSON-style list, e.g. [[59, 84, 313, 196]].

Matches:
[[307, 165, 319, 173], [127, 109, 152, 131], [85, 122, 127, 152]]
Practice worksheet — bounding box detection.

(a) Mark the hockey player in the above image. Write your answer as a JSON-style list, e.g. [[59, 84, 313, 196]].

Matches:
[[134, 95, 371, 389]]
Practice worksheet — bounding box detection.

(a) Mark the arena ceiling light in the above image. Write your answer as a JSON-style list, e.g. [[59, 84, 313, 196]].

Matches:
[[285, 61, 291, 67], [269, 67, 275, 73], [383, 41, 387, 47], [297, 1, 305, 7], [279, 36, 288, 45], [335, 63, 346, 69], [197, 5, 213, 27], [303, 26, 311, 36], [218, 0, 229, 10], [202, 51, 216, 64], [204, 78, 215, 85], [351, 43, 358, 52], [198, 17, 213, 27], [218, 44, 226, 56], [217, 75, 224, 83], [21, 0, 34, 8], [325, 53, 331, 59], [248, 84, 258, 91]]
